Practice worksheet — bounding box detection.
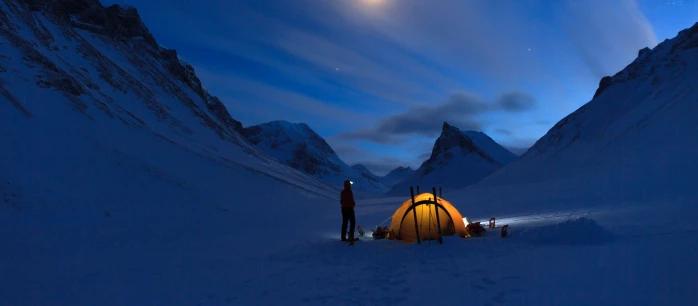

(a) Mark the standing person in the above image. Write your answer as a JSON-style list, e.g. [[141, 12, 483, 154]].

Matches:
[[340, 180, 356, 244]]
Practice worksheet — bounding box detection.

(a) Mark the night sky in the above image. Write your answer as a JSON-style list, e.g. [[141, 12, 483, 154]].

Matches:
[[103, 0, 696, 175]]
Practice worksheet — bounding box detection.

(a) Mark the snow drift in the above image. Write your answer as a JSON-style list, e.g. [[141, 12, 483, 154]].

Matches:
[[517, 217, 615, 246]]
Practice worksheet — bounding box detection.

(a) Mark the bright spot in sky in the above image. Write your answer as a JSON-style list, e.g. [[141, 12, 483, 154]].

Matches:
[[362, 0, 383, 6]]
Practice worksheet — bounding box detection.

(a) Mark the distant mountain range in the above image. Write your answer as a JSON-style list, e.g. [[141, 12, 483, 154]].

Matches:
[[386, 122, 518, 196], [241, 120, 519, 196], [379, 166, 415, 188], [242, 121, 389, 194]]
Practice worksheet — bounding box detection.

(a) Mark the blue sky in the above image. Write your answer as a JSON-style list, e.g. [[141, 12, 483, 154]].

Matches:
[[104, 0, 697, 175]]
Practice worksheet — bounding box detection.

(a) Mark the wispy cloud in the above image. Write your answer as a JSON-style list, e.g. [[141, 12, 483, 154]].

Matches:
[[193, 67, 371, 128], [338, 91, 537, 144], [556, 0, 657, 78], [104, 0, 660, 166], [495, 128, 514, 135]]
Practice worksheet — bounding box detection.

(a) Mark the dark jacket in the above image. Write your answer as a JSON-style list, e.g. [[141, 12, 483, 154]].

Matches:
[[340, 180, 355, 208], [341, 189, 355, 208]]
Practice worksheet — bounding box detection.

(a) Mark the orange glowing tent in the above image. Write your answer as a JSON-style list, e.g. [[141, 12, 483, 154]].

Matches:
[[388, 189, 467, 243]]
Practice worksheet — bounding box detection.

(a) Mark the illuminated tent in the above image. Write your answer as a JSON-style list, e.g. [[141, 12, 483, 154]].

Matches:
[[388, 192, 467, 243]]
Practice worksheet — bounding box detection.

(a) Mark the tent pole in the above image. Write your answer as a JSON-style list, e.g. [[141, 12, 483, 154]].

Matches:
[[439, 187, 442, 198], [410, 186, 421, 244], [432, 187, 443, 244], [416, 186, 420, 194], [427, 204, 431, 246]]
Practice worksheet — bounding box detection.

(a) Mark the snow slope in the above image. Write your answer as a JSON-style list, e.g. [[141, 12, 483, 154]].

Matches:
[[0, 1, 340, 303], [387, 122, 517, 196], [0, 103, 344, 305], [351, 164, 385, 186], [379, 166, 415, 187], [455, 21, 698, 215], [243, 121, 389, 194], [0, 0, 336, 199]]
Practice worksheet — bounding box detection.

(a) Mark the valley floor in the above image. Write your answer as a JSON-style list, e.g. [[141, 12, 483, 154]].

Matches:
[[2, 193, 696, 306]]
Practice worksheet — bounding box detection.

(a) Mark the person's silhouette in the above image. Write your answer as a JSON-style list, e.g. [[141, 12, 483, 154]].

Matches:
[[340, 180, 356, 245]]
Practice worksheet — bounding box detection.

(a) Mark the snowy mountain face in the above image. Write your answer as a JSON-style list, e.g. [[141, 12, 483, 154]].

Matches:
[[386, 122, 517, 195], [460, 22, 698, 210], [350, 164, 384, 185], [0, 0, 339, 199], [242, 121, 389, 194], [380, 166, 415, 187]]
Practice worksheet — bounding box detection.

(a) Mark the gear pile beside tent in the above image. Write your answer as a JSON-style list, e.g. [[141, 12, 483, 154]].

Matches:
[[364, 186, 509, 244], [372, 226, 390, 239]]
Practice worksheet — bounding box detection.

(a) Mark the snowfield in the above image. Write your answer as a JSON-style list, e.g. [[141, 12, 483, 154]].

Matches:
[[3, 175, 696, 305]]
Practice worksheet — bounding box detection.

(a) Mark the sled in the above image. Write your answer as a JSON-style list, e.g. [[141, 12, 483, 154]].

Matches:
[[465, 222, 486, 238], [372, 226, 390, 240]]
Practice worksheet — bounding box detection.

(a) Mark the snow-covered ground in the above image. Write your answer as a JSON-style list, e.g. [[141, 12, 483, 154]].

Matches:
[[4, 178, 696, 305]]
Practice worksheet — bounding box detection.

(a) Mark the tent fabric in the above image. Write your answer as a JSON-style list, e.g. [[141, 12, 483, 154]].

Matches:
[[388, 193, 467, 243]]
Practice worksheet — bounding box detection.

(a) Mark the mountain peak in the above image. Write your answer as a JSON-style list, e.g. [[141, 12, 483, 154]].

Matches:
[[386, 125, 517, 195], [241, 122, 388, 192], [351, 164, 368, 171], [26, 0, 158, 49], [430, 126, 496, 165], [382, 165, 414, 175], [243, 121, 325, 150], [442, 121, 456, 132], [380, 166, 416, 188]]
